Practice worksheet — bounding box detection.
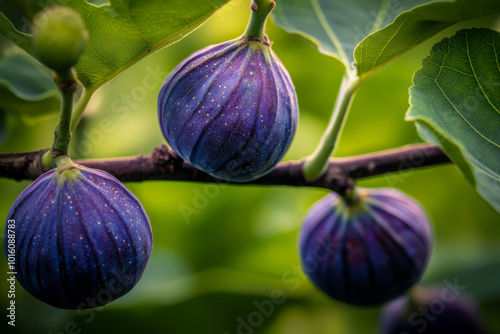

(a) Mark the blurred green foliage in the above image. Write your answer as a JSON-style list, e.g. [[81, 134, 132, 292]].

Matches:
[[0, 1, 499, 334]]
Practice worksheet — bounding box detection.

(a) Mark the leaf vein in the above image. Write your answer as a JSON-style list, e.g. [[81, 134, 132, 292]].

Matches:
[[465, 30, 500, 116], [83, 8, 117, 71], [433, 80, 500, 149], [204, 0, 218, 9], [310, 0, 349, 65], [475, 164, 500, 182], [441, 65, 475, 77], [127, 3, 152, 47], [429, 37, 500, 149], [369, 0, 391, 35], [370, 18, 408, 70]]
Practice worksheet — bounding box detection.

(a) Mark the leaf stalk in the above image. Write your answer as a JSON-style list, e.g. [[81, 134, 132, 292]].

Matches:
[[303, 73, 362, 181]]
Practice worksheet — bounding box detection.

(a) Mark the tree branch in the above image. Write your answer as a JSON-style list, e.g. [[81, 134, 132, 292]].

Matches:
[[0, 144, 450, 194]]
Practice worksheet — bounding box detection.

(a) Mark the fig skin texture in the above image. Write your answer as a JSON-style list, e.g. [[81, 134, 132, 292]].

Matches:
[[378, 286, 486, 334], [299, 188, 433, 306], [4, 163, 152, 309], [158, 37, 298, 182]]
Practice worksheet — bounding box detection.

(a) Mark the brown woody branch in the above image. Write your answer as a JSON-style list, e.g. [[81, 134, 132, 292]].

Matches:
[[0, 144, 450, 195]]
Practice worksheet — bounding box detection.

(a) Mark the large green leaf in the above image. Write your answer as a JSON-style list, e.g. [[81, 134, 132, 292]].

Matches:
[[1, 0, 230, 89], [406, 28, 500, 213], [0, 51, 59, 121], [271, 0, 436, 71], [354, 0, 500, 79], [272, 0, 500, 78]]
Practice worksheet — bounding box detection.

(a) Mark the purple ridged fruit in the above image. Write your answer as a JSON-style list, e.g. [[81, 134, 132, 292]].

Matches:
[[379, 286, 486, 333], [4, 162, 152, 309], [158, 36, 298, 182], [299, 188, 432, 306]]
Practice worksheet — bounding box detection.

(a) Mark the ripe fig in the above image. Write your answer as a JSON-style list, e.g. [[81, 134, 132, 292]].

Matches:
[[157, 36, 298, 182], [378, 286, 486, 334], [299, 188, 432, 306], [4, 160, 152, 309]]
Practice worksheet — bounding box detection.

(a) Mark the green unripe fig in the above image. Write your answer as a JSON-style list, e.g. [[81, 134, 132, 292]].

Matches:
[[33, 6, 88, 74]]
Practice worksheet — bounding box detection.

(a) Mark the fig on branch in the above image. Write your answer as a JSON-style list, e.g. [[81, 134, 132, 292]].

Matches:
[[33, 6, 88, 74], [378, 286, 486, 334], [299, 188, 432, 306], [4, 160, 152, 309], [158, 22, 298, 182]]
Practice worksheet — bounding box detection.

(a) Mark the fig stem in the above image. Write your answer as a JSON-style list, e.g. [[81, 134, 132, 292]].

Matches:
[[342, 187, 361, 206], [243, 0, 276, 41], [54, 155, 74, 169], [70, 87, 95, 131], [407, 286, 424, 310], [303, 73, 362, 181], [43, 70, 78, 170]]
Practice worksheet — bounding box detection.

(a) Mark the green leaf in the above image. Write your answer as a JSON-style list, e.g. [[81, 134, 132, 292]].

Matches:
[[271, 0, 435, 71], [406, 28, 500, 213], [414, 120, 475, 185], [0, 51, 60, 121], [354, 0, 500, 79], [0, 11, 34, 54], [1, 0, 230, 90], [0, 51, 56, 100]]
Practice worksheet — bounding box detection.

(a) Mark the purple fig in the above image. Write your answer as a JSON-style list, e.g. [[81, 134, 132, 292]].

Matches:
[[379, 286, 486, 334], [157, 36, 298, 182], [299, 188, 432, 306], [4, 160, 152, 309]]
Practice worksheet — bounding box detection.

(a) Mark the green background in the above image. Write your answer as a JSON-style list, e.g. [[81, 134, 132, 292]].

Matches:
[[1, 1, 499, 333]]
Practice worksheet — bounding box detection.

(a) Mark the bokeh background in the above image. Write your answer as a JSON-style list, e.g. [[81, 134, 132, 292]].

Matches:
[[1, 1, 499, 333]]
